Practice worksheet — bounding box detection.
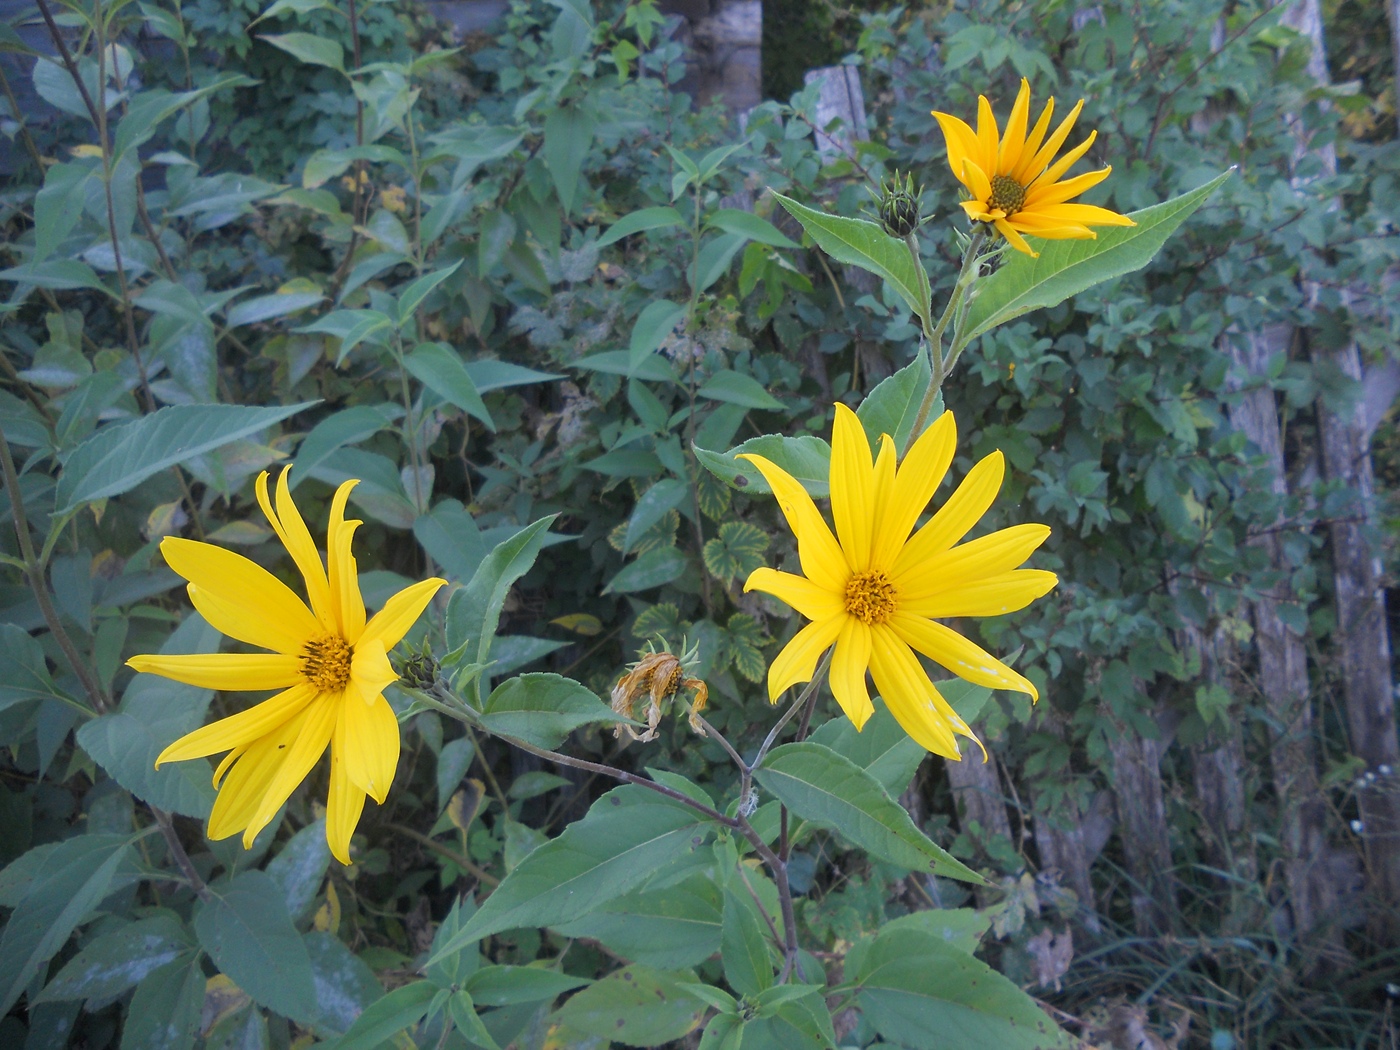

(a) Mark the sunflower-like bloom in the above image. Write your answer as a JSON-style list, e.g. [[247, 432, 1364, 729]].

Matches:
[[932, 78, 1134, 257], [127, 469, 445, 863], [740, 406, 1057, 759]]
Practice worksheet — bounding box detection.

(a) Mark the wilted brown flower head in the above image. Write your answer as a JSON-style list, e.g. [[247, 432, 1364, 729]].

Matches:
[[610, 639, 708, 742]]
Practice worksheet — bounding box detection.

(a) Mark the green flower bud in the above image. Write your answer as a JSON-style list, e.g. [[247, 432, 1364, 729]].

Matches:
[[878, 172, 923, 238]]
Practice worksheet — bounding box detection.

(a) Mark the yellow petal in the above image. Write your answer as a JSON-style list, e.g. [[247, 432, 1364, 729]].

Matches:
[[871, 410, 955, 569], [1021, 200, 1134, 228], [257, 468, 333, 626], [349, 636, 398, 703], [829, 617, 873, 730], [902, 569, 1058, 619], [932, 111, 979, 191], [994, 218, 1037, 256], [889, 613, 1037, 699], [157, 683, 319, 765], [334, 690, 399, 803], [867, 627, 961, 759], [212, 746, 244, 788], [327, 480, 367, 642], [1025, 166, 1111, 209], [359, 577, 446, 652], [242, 691, 338, 848], [1011, 97, 1056, 183], [744, 567, 843, 621], [960, 199, 995, 221], [162, 536, 321, 653], [962, 159, 993, 204], [1026, 131, 1097, 195], [206, 714, 308, 841], [1020, 98, 1084, 190], [767, 615, 844, 702], [974, 94, 999, 178], [830, 404, 875, 571], [737, 454, 849, 594], [326, 749, 367, 865], [866, 434, 897, 567], [894, 451, 1006, 578], [898, 523, 1051, 604], [127, 652, 302, 692], [998, 78, 1031, 174]]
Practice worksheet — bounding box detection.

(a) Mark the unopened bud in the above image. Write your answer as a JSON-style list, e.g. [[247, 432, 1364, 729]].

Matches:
[[877, 171, 923, 238], [396, 642, 440, 689]]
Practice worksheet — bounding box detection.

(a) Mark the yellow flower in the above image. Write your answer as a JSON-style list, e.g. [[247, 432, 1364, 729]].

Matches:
[[932, 78, 1134, 257], [127, 468, 445, 863], [740, 406, 1057, 759]]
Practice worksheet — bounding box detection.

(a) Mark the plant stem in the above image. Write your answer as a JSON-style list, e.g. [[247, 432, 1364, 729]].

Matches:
[[0, 424, 108, 713], [905, 228, 988, 454]]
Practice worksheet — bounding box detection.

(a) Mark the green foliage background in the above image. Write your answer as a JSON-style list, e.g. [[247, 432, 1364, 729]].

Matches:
[[0, 0, 1396, 1047]]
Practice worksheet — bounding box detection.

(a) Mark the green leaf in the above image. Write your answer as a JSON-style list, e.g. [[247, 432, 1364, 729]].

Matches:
[[623, 478, 688, 553], [702, 522, 769, 584], [448, 990, 501, 1049], [961, 170, 1233, 343], [397, 261, 462, 325], [430, 785, 713, 956], [259, 32, 345, 73], [0, 624, 66, 713], [692, 233, 748, 293], [697, 370, 783, 410], [721, 880, 774, 997], [707, 209, 799, 249], [543, 104, 595, 216], [462, 359, 565, 392], [0, 259, 112, 296], [0, 833, 134, 1015], [878, 908, 991, 956], [444, 517, 557, 672], [808, 698, 926, 798], [772, 191, 931, 329], [296, 309, 394, 364], [694, 433, 831, 497], [753, 742, 983, 883], [629, 300, 687, 374], [265, 819, 332, 924], [304, 931, 384, 1035], [226, 289, 325, 328], [33, 161, 93, 266], [120, 954, 204, 1050], [55, 402, 314, 512], [854, 927, 1071, 1049], [38, 915, 191, 1002], [405, 342, 494, 429], [479, 673, 627, 749], [463, 965, 590, 1006], [329, 980, 436, 1050], [551, 967, 704, 1048], [301, 144, 406, 189], [574, 350, 674, 382], [194, 871, 318, 1024], [598, 206, 686, 246], [604, 545, 688, 594], [857, 352, 936, 454], [553, 875, 722, 970], [291, 404, 399, 486], [112, 76, 255, 164]]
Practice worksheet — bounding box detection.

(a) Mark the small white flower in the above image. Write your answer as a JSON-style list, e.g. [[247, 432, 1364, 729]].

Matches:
[[1350, 819, 1365, 834]]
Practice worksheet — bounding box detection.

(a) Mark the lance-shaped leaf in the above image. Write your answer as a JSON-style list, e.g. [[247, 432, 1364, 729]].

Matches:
[[479, 672, 629, 749], [753, 742, 983, 883], [429, 785, 714, 958], [772, 191, 931, 331], [960, 170, 1232, 343]]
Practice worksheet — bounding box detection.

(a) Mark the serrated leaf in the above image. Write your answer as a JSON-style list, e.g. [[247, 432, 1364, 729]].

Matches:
[[857, 352, 936, 454], [623, 478, 688, 553], [961, 170, 1232, 343], [55, 402, 314, 512], [702, 522, 769, 584], [695, 469, 731, 520], [404, 342, 494, 429], [443, 516, 556, 675], [753, 742, 983, 883]]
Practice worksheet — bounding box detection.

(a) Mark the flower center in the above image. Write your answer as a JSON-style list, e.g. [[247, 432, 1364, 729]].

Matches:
[[844, 571, 898, 626], [301, 635, 352, 690], [988, 174, 1027, 215]]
